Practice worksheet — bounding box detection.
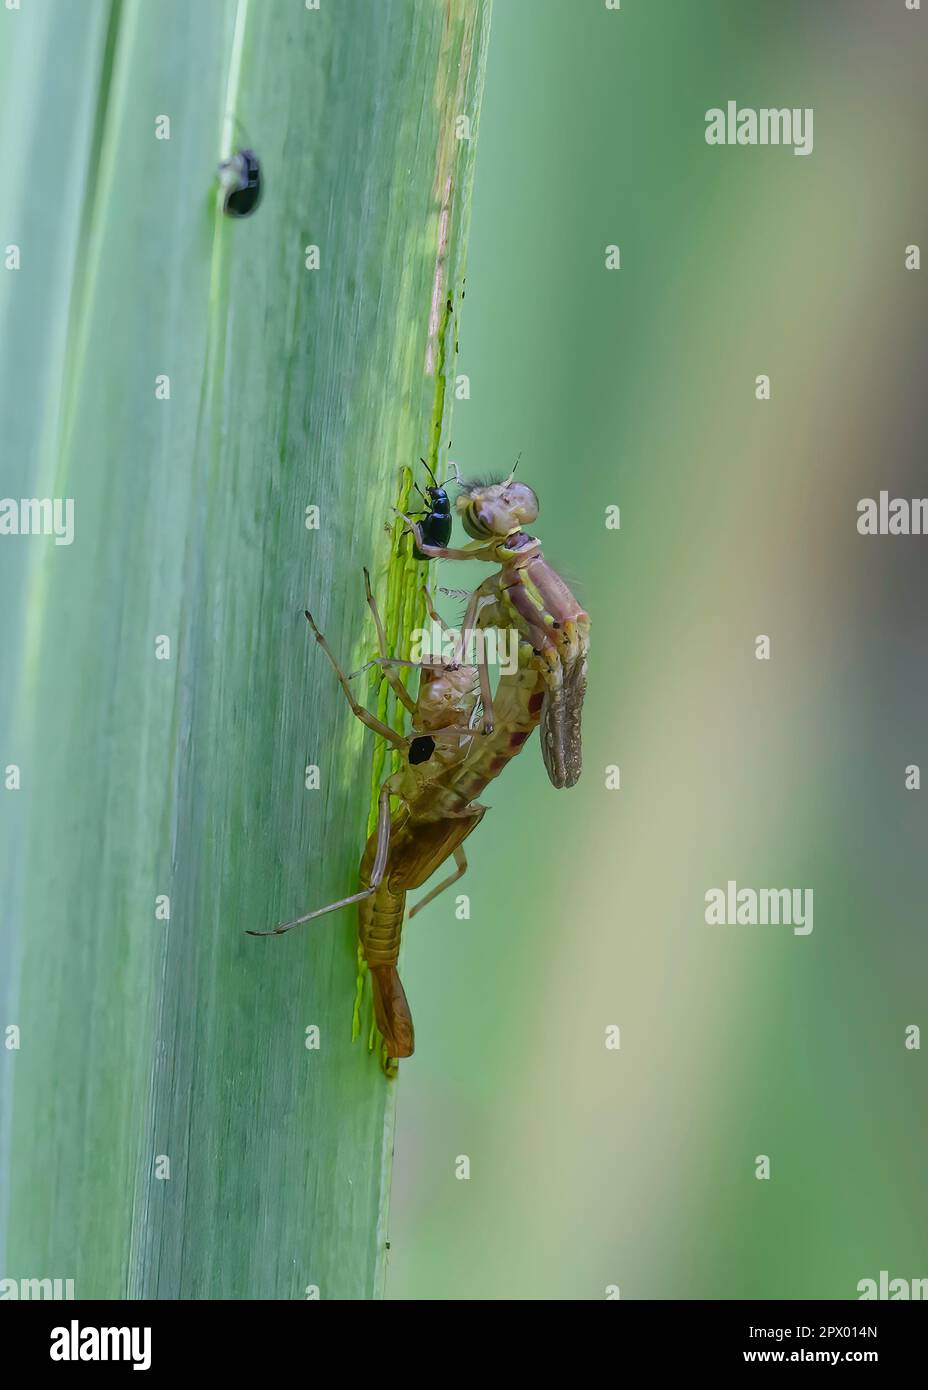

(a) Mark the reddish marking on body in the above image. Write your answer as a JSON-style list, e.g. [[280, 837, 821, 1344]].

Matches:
[[528, 692, 544, 714], [509, 731, 530, 747]]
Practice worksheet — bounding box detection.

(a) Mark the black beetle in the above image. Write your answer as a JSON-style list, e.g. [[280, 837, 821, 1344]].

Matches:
[[411, 458, 452, 560]]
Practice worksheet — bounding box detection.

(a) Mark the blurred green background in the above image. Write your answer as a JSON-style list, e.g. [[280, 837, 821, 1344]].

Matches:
[[387, 0, 928, 1299]]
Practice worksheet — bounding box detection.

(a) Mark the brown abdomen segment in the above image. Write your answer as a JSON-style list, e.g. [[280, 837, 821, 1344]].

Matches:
[[359, 880, 412, 1056]]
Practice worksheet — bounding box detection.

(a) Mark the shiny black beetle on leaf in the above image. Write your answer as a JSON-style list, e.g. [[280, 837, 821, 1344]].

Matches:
[[411, 458, 453, 560]]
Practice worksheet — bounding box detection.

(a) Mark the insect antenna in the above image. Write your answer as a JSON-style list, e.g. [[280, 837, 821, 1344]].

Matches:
[[503, 451, 523, 486], [419, 457, 439, 488]]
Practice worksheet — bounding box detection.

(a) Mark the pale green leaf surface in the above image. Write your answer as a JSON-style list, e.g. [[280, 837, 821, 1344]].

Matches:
[[0, 0, 490, 1299]]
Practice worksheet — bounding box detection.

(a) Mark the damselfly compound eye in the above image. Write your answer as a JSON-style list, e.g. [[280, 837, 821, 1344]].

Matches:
[[218, 147, 262, 218], [456, 478, 539, 540]]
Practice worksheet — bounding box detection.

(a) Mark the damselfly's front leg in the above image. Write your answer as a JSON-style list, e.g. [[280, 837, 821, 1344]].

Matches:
[[304, 609, 408, 752], [409, 844, 470, 919], [395, 510, 476, 561], [247, 783, 393, 936]]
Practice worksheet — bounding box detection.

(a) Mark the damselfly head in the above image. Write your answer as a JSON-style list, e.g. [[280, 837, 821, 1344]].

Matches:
[[455, 475, 539, 541], [218, 148, 262, 217]]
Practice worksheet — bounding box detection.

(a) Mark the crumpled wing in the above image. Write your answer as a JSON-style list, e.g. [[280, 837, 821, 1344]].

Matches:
[[540, 652, 587, 789]]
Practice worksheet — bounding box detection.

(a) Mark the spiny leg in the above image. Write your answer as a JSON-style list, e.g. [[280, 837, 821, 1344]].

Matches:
[[247, 783, 393, 936], [409, 845, 470, 919], [304, 609, 408, 751], [362, 567, 417, 717]]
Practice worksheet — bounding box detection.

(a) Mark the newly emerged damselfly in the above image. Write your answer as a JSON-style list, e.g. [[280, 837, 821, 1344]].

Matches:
[[399, 472, 590, 788]]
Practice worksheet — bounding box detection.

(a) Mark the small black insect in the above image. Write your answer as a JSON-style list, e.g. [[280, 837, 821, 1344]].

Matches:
[[408, 735, 436, 765], [218, 147, 262, 218], [410, 458, 453, 560]]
